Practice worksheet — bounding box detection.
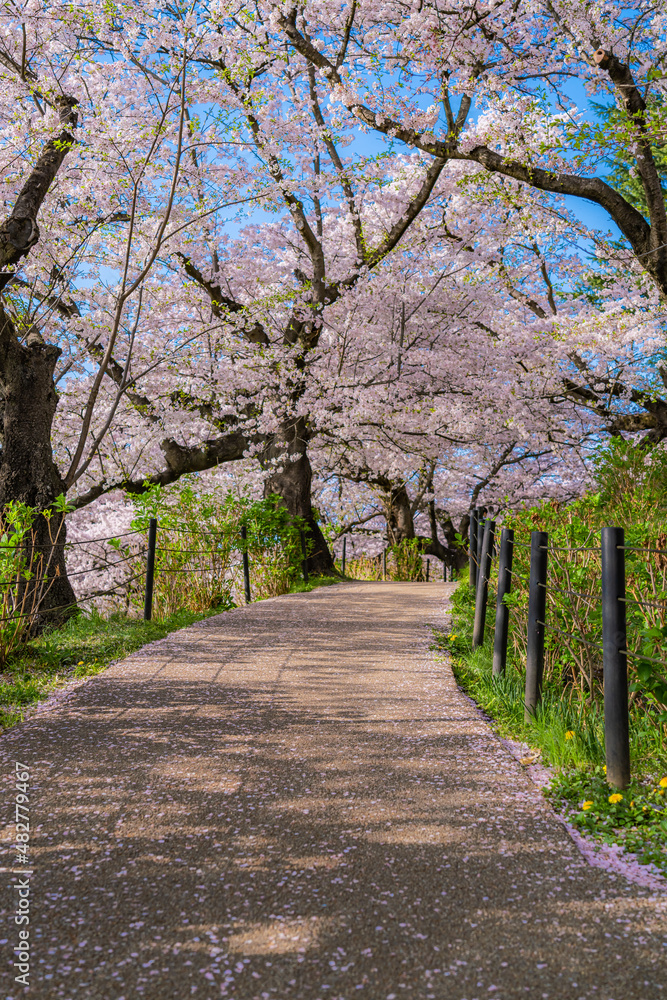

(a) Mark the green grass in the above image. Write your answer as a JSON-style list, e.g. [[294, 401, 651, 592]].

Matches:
[[436, 582, 667, 875], [0, 603, 238, 732], [288, 574, 344, 594], [0, 574, 346, 733]]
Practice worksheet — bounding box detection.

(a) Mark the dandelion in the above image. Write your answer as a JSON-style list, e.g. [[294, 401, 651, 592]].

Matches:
[[449, 634, 457, 642], [564, 730, 574, 741], [77, 661, 84, 666], [608, 793, 623, 804], [603, 765, 607, 773], [582, 801, 593, 811], [659, 777, 667, 788]]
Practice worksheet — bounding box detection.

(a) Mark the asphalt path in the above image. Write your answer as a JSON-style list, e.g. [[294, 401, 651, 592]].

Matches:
[[0, 582, 666, 999]]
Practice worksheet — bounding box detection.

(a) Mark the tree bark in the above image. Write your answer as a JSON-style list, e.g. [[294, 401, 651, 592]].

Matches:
[[434, 507, 469, 572], [0, 96, 78, 290], [380, 481, 416, 545], [262, 418, 335, 576], [378, 477, 468, 569], [0, 306, 76, 625]]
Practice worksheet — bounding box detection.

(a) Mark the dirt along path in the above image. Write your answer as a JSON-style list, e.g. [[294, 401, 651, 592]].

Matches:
[[1, 581, 666, 1000]]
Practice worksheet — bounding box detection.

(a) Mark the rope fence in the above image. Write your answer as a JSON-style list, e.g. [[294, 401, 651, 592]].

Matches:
[[467, 507, 667, 791], [0, 517, 312, 629]]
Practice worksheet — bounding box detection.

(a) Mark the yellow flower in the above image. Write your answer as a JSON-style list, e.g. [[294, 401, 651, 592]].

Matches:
[[608, 793, 623, 804], [643, 806, 648, 812], [582, 801, 593, 811], [565, 730, 574, 741], [449, 634, 457, 641], [603, 765, 607, 773], [659, 777, 667, 788], [77, 661, 84, 666]]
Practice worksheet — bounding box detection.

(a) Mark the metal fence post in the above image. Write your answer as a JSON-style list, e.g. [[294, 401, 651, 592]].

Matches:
[[476, 517, 484, 581], [473, 519, 496, 647], [382, 547, 387, 581], [342, 536, 347, 576], [426, 558, 430, 582], [525, 530, 548, 721], [300, 529, 309, 583], [241, 525, 251, 603], [143, 517, 157, 621], [469, 508, 479, 589], [492, 527, 514, 677], [601, 526, 631, 789], [443, 559, 446, 582]]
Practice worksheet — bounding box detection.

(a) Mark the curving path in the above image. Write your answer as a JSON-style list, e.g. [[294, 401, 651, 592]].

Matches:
[[1, 582, 666, 999]]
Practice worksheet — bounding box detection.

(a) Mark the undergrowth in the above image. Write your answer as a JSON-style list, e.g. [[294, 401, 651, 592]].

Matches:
[[438, 581, 667, 875], [288, 575, 342, 594]]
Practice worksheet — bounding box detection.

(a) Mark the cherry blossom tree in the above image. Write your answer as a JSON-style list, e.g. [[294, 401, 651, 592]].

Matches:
[[4, 1, 665, 619], [274, 1, 667, 301], [0, 3, 247, 616]]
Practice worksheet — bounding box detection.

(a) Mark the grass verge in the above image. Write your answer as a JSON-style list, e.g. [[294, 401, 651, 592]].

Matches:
[[436, 582, 667, 875], [0, 605, 232, 732], [0, 574, 345, 734]]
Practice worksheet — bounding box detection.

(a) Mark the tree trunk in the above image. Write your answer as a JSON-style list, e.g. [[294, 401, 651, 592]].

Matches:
[[433, 507, 468, 572], [262, 418, 336, 576], [0, 307, 77, 626], [379, 479, 469, 571], [381, 482, 416, 544]]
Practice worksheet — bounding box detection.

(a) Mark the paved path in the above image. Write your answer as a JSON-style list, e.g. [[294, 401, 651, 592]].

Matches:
[[1, 582, 666, 1000]]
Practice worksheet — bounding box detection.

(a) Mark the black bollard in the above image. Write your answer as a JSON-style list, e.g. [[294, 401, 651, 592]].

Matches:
[[601, 526, 630, 789], [469, 508, 479, 589], [492, 528, 514, 677], [476, 518, 484, 582], [472, 519, 495, 648], [342, 536, 347, 576], [525, 530, 548, 720], [241, 525, 251, 604], [143, 517, 157, 621], [300, 529, 309, 583]]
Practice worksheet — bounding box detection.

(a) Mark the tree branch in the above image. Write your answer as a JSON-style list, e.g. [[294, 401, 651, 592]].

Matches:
[[70, 430, 250, 509], [0, 96, 78, 288]]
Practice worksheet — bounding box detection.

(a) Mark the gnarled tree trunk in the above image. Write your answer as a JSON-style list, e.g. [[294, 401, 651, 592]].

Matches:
[[379, 477, 467, 569], [262, 417, 335, 576], [0, 306, 76, 625], [381, 481, 415, 545]]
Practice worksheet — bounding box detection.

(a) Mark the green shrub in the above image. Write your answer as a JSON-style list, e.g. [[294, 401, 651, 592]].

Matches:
[[124, 483, 307, 615]]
